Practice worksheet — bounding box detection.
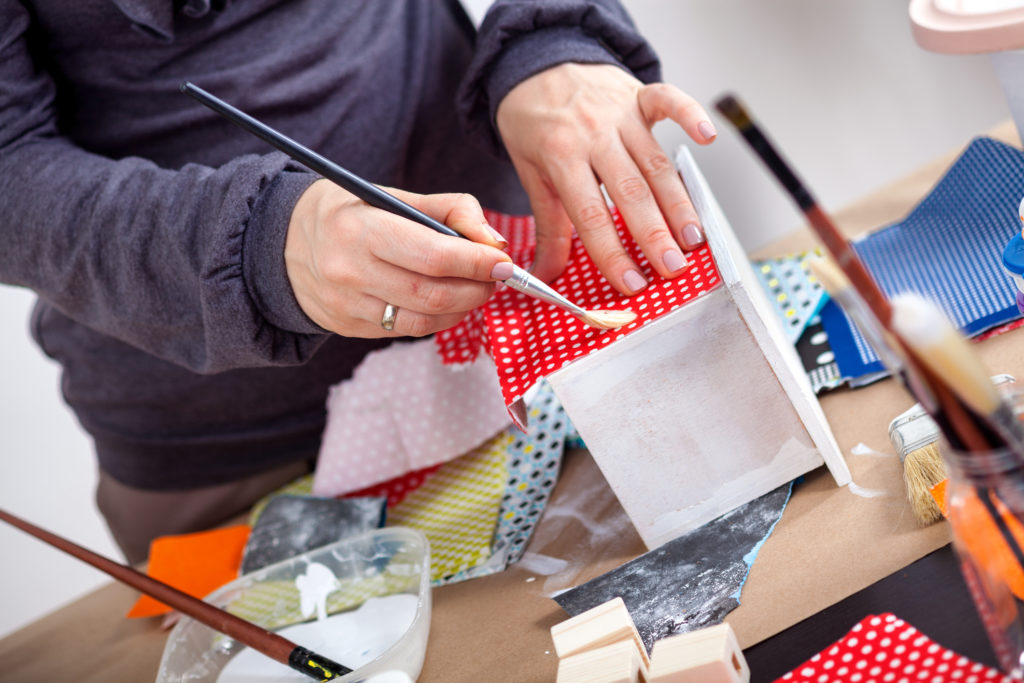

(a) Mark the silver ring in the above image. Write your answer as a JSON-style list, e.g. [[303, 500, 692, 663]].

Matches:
[[380, 303, 398, 331]]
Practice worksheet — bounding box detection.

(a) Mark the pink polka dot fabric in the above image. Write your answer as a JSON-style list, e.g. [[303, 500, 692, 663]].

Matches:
[[775, 613, 1011, 683], [436, 209, 722, 426], [312, 339, 511, 498]]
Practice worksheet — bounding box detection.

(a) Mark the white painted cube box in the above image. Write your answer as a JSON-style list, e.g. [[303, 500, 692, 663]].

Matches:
[[545, 147, 851, 549]]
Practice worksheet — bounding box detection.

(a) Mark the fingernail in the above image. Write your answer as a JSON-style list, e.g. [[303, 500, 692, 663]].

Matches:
[[682, 223, 705, 248], [662, 249, 688, 273], [698, 120, 717, 142], [484, 223, 508, 246], [491, 261, 514, 281], [623, 269, 647, 293]]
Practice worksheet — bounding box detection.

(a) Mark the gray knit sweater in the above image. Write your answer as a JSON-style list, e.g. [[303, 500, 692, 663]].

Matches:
[[0, 0, 660, 489]]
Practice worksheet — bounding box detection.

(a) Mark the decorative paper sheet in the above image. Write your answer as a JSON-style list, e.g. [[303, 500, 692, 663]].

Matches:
[[387, 432, 511, 583], [344, 464, 443, 509], [796, 315, 844, 394], [437, 210, 722, 426], [752, 249, 828, 344], [493, 382, 572, 567], [241, 496, 386, 574], [313, 339, 510, 497], [126, 525, 251, 618], [554, 483, 793, 653], [441, 382, 577, 585], [775, 613, 1010, 682]]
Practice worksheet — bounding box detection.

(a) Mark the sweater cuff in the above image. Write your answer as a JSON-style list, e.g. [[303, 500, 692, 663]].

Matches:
[[486, 26, 624, 137], [243, 169, 326, 335]]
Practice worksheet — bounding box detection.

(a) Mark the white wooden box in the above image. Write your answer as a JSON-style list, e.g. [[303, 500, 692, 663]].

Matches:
[[546, 147, 850, 549]]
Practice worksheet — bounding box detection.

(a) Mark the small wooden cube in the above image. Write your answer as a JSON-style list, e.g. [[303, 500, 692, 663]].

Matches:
[[648, 623, 749, 683], [550, 597, 650, 669], [556, 639, 649, 683]]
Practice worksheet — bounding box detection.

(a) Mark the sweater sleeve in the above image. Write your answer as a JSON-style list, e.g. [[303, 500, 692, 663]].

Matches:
[[457, 0, 663, 157], [0, 0, 329, 375]]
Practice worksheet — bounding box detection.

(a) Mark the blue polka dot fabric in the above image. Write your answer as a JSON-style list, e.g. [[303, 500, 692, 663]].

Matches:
[[752, 249, 828, 345], [823, 137, 1024, 383], [493, 382, 575, 566]]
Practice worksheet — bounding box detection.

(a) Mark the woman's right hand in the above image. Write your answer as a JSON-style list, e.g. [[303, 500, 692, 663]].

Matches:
[[285, 179, 512, 338]]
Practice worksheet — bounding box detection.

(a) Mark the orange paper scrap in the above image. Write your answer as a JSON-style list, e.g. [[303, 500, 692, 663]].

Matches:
[[126, 525, 250, 618]]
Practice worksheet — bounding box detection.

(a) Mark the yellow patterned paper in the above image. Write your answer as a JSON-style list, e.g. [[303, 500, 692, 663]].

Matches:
[[387, 432, 511, 582], [225, 572, 418, 631]]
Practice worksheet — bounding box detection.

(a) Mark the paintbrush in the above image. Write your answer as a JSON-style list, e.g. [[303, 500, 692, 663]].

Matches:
[[806, 255, 905, 376], [713, 93, 1005, 454], [0, 508, 352, 681], [180, 82, 635, 331], [715, 92, 1024, 664], [890, 294, 1024, 563], [808, 255, 945, 523], [890, 292, 1009, 421]]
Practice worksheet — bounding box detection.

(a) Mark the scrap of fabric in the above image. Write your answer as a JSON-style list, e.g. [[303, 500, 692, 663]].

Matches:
[[775, 613, 1011, 682]]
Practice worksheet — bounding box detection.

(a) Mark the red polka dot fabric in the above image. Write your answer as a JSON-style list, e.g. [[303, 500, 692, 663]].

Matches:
[[436, 209, 722, 425], [775, 613, 1011, 683]]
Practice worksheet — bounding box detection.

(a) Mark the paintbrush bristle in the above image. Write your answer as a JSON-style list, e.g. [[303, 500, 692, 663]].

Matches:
[[902, 442, 947, 526], [579, 309, 637, 330], [891, 292, 1000, 416]]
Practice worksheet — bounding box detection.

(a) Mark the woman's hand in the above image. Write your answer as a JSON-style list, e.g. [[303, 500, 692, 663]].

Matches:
[[285, 179, 512, 337], [496, 63, 716, 295]]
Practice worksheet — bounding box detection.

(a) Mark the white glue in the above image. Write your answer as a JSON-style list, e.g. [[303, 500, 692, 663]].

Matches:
[[215, 561, 418, 682], [296, 562, 339, 622]]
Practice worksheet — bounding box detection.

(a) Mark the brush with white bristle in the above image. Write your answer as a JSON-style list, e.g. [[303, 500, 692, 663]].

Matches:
[[889, 291, 1024, 459], [810, 256, 945, 523], [502, 265, 636, 329], [807, 255, 904, 373], [890, 292, 1001, 418]]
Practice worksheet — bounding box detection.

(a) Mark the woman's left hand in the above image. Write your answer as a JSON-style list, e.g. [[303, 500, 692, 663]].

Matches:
[[496, 62, 716, 295]]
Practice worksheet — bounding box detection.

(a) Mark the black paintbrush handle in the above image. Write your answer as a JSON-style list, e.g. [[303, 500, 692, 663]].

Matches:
[[180, 81, 461, 239]]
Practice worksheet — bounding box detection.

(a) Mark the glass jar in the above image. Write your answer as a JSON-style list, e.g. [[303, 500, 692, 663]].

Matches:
[[944, 441, 1024, 678]]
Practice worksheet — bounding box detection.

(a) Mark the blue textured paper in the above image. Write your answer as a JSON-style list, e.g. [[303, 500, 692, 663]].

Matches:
[[823, 137, 1024, 382]]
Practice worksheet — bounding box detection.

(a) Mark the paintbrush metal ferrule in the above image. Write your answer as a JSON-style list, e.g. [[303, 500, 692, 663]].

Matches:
[[502, 264, 587, 317]]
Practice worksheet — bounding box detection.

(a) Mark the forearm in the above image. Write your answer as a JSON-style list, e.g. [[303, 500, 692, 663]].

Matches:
[[0, 135, 328, 373]]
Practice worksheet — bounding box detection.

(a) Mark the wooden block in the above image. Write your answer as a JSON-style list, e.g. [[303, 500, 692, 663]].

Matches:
[[546, 147, 849, 549], [550, 597, 650, 668], [556, 639, 649, 683], [648, 623, 749, 683]]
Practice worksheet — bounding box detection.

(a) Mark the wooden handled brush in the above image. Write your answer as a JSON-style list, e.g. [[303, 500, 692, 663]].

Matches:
[[0, 508, 352, 681]]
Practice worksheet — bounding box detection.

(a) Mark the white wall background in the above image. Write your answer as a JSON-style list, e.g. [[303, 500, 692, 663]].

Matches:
[[0, 0, 1013, 639]]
